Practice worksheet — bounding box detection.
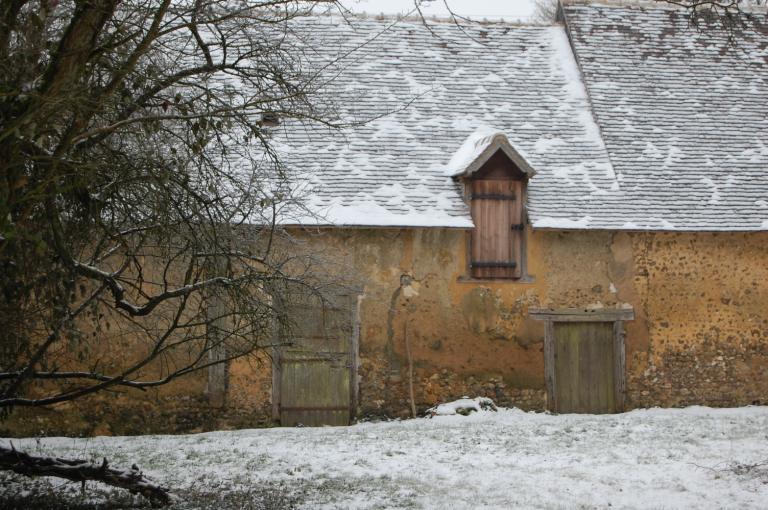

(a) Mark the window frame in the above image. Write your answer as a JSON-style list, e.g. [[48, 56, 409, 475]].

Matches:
[[458, 154, 532, 282]]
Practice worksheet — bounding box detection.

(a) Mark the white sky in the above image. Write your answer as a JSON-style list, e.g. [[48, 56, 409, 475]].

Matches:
[[340, 0, 539, 22]]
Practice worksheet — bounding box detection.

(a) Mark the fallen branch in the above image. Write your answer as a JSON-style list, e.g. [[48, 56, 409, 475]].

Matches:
[[0, 444, 171, 507]]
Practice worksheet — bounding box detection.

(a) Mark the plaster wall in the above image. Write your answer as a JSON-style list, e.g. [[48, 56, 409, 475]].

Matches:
[[4, 227, 767, 435], [289, 228, 768, 418]]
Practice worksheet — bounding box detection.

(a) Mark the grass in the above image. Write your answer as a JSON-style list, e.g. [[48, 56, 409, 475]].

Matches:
[[0, 472, 302, 510]]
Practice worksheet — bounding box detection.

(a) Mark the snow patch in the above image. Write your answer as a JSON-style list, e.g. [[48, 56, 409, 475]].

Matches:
[[534, 136, 566, 153], [443, 126, 506, 177], [533, 216, 593, 229], [427, 397, 498, 416], [700, 177, 721, 204], [291, 200, 474, 228], [549, 28, 609, 151], [5, 406, 768, 508]]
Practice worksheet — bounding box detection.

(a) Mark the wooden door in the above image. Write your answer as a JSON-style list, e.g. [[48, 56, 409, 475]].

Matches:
[[276, 291, 356, 427], [470, 180, 522, 279], [553, 322, 616, 414]]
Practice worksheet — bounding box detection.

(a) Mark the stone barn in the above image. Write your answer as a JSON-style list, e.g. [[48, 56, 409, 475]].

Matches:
[[8, 1, 768, 434]]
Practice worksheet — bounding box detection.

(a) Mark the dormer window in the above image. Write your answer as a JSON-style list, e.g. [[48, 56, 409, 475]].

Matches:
[[445, 128, 535, 280], [469, 154, 525, 278]]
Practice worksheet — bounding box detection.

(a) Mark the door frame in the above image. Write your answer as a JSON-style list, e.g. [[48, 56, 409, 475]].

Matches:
[[270, 290, 361, 425], [530, 307, 634, 413]]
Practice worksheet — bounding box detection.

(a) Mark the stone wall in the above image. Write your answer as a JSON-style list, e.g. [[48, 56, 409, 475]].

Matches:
[[3, 351, 275, 437], [291, 228, 768, 419], [620, 232, 768, 408], [3, 228, 767, 435]]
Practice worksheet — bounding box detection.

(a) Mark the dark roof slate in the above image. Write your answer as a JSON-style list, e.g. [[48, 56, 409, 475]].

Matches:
[[562, 2, 768, 230]]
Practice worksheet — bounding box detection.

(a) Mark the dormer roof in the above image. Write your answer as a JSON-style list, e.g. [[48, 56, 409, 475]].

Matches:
[[444, 127, 537, 179]]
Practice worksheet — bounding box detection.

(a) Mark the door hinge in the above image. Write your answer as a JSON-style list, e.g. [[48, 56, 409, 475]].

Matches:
[[470, 261, 517, 269], [471, 193, 516, 201]]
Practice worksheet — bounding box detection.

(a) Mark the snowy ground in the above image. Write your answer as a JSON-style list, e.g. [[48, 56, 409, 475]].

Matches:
[[4, 406, 768, 509]]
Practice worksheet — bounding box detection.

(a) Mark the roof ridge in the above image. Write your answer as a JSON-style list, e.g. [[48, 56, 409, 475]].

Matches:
[[562, 0, 767, 15], [312, 10, 555, 28], [558, 1, 622, 186]]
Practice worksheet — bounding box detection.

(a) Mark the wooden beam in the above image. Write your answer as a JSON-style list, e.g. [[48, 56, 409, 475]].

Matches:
[[529, 308, 635, 322], [350, 293, 361, 423], [613, 320, 626, 412], [543, 319, 556, 413], [269, 281, 284, 424], [205, 271, 228, 408]]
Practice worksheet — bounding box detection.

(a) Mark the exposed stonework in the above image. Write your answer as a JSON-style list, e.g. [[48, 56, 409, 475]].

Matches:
[[3, 228, 767, 436]]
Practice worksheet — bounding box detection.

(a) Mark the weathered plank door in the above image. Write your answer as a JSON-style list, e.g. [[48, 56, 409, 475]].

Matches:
[[470, 180, 523, 279], [553, 322, 616, 414], [275, 290, 357, 427]]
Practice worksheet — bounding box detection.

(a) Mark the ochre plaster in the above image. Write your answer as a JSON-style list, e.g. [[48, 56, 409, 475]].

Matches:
[[5, 228, 767, 435]]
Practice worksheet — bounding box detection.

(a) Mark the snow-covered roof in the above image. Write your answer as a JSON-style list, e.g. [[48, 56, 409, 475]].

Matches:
[[560, 2, 768, 231], [444, 127, 536, 179], [273, 16, 617, 228], [272, 4, 768, 230]]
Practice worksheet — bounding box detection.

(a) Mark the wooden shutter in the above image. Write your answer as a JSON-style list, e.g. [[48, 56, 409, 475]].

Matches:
[[470, 179, 523, 279]]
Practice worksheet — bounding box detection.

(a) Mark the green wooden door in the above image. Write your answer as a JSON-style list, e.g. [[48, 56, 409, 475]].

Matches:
[[553, 321, 616, 414], [278, 291, 355, 426]]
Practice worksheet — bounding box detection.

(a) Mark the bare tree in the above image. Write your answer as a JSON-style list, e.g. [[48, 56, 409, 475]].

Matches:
[[532, 0, 559, 23], [0, 0, 356, 409], [0, 0, 351, 504], [657, 0, 765, 15], [654, 1, 766, 43]]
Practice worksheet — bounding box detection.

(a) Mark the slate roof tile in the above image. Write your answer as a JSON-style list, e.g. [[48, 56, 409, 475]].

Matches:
[[562, 2, 768, 230], [270, 4, 768, 231], [272, 16, 618, 228]]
